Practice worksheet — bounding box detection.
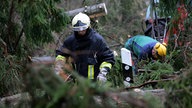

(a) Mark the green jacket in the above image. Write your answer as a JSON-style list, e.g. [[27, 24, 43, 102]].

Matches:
[[125, 35, 158, 60]]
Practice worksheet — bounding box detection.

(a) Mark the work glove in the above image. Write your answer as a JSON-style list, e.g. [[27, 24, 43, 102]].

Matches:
[[97, 67, 109, 83], [54, 60, 64, 74], [54, 59, 72, 82]]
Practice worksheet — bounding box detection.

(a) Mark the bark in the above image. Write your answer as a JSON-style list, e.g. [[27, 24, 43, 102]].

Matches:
[[65, 3, 108, 18], [0, 92, 30, 106]]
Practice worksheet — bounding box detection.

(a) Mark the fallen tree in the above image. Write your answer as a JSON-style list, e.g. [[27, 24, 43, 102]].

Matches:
[[65, 3, 108, 18]]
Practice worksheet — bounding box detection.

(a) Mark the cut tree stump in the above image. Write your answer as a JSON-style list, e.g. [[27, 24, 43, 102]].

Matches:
[[28, 56, 55, 65], [65, 3, 107, 18]]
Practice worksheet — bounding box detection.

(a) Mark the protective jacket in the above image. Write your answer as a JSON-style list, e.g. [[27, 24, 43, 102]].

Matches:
[[56, 28, 115, 80], [125, 35, 158, 60]]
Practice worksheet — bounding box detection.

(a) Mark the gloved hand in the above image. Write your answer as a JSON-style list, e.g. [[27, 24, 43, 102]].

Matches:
[[54, 59, 71, 82], [97, 67, 109, 83]]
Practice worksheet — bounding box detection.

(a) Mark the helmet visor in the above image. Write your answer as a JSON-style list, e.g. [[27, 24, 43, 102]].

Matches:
[[73, 25, 88, 31], [73, 20, 89, 31]]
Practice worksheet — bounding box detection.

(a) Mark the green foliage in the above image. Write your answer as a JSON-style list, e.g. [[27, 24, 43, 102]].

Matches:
[[0, 0, 69, 106], [0, 0, 69, 54], [135, 61, 174, 86], [21, 61, 166, 108], [164, 66, 192, 108], [120, 0, 146, 23], [108, 56, 124, 88], [24, 63, 115, 108], [158, 0, 179, 17], [143, 61, 173, 75], [1, 0, 192, 108], [98, 0, 146, 46], [159, 0, 192, 17], [169, 50, 185, 70], [166, 44, 191, 71], [0, 55, 24, 96], [21, 0, 70, 45]]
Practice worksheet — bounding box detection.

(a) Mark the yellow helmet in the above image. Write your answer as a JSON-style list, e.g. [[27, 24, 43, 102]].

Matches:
[[154, 42, 167, 57], [72, 12, 90, 31]]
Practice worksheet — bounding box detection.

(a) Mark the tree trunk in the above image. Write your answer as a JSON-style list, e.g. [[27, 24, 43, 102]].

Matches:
[[65, 3, 108, 18]]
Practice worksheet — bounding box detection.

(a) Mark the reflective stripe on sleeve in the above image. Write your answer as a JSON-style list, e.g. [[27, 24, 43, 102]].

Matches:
[[56, 55, 66, 61], [100, 62, 112, 69], [88, 65, 94, 79]]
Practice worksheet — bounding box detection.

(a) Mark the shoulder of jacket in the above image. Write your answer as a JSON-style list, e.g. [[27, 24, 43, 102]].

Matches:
[[64, 34, 76, 44], [94, 32, 104, 40], [66, 33, 75, 40]]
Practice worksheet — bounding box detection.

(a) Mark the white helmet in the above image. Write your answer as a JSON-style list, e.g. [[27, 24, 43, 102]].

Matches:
[[72, 12, 90, 31]]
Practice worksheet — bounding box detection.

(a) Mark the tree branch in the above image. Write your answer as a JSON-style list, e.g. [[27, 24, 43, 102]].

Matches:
[[14, 28, 24, 51], [125, 78, 175, 90], [7, 0, 15, 53], [0, 38, 8, 56]]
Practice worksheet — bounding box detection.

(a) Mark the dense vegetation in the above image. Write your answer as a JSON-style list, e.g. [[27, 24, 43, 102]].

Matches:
[[0, 0, 192, 108]]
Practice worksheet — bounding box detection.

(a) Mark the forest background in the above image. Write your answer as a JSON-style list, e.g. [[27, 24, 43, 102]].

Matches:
[[0, 0, 192, 108]]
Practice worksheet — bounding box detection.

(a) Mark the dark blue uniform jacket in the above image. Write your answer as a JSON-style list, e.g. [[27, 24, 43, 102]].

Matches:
[[56, 28, 115, 80]]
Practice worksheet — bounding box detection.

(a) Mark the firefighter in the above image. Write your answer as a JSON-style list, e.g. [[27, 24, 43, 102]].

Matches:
[[55, 12, 115, 83]]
